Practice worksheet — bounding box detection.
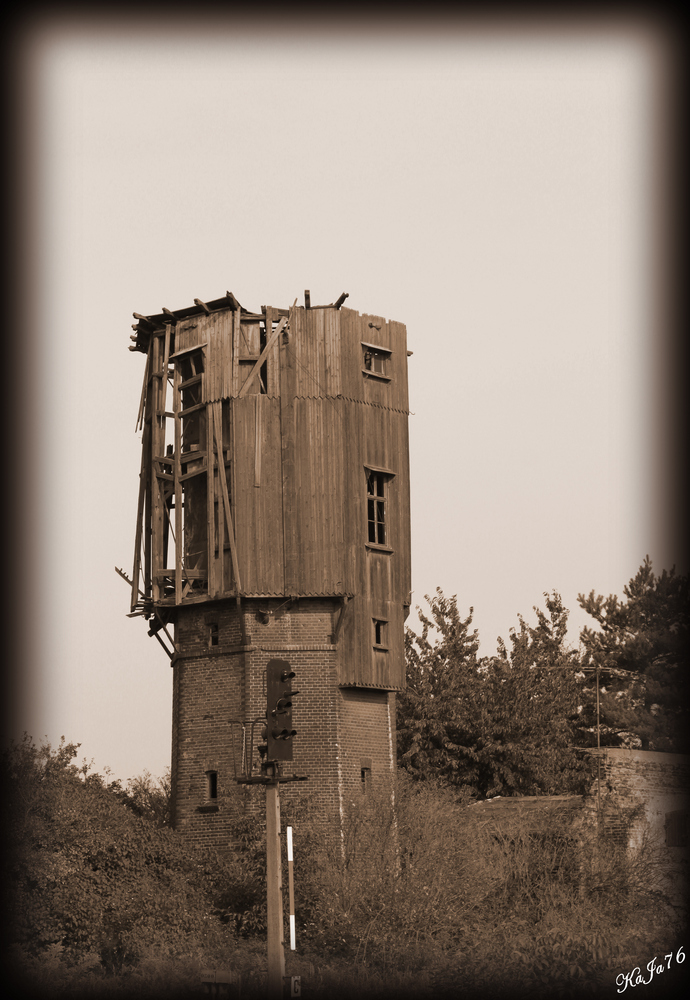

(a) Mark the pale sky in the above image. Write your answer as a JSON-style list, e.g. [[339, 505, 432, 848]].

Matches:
[[13, 15, 678, 783]]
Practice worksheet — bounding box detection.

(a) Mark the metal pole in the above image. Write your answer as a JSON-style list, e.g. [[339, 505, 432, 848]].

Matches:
[[266, 775, 285, 999], [597, 663, 601, 835], [287, 826, 296, 950]]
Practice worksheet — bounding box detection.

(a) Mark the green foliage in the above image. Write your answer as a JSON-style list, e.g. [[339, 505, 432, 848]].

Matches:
[[578, 557, 690, 750], [397, 589, 591, 796]]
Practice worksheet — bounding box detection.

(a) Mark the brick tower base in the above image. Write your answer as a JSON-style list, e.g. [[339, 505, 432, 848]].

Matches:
[[170, 597, 397, 850]]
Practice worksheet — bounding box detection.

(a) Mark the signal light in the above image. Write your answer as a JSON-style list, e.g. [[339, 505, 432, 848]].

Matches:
[[266, 659, 298, 762]]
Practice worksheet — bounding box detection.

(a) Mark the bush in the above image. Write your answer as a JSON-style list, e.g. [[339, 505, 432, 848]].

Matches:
[[2, 736, 683, 999], [284, 774, 685, 996]]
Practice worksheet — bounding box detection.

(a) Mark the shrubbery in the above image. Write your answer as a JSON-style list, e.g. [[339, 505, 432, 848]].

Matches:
[[2, 736, 684, 999], [286, 775, 683, 997]]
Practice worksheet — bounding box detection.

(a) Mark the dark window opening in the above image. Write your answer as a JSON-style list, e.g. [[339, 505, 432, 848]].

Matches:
[[209, 623, 219, 647], [361, 757, 372, 792], [178, 350, 205, 383], [362, 344, 391, 377], [206, 770, 218, 800], [373, 619, 388, 648], [259, 321, 268, 394], [367, 471, 387, 545]]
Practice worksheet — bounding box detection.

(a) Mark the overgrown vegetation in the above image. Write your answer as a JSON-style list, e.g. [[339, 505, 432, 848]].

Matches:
[[2, 736, 684, 999], [2, 560, 685, 997]]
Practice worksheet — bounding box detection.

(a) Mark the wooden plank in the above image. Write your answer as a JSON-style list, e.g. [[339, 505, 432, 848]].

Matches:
[[206, 402, 216, 598], [136, 340, 152, 432], [264, 306, 274, 397], [223, 309, 233, 399], [213, 400, 241, 593], [238, 316, 287, 397], [325, 307, 340, 396], [254, 393, 262, 488], [174, 365, 182, 605], [169, 341, 207, 359], [339, 307, 357, 400], [232, 308, 240, 397], [160, 323, 171, 417], [280, 307, 298, 593], [131, 419, 150, 611]]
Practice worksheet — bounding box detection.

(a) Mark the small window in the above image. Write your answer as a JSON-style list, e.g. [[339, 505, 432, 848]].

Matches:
[[206, 770, 218, 800], [361, 757, 372, 792], [367, 471, 388, 545], [373, 619, 388, 649], [361, 342, 391, 380], [208, 623, 219, 647]]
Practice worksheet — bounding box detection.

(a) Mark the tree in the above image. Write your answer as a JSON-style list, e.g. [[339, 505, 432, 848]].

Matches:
[[118, 769, 172, 827], [396, 589, 482, 792], [0, 734, 244, 978], [577, 557, 690, 751], [397, 589, 591, 798]]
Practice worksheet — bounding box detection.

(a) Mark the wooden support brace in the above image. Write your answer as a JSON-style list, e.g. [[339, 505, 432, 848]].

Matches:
[[153, 606, 178, 654], [136, 340, 152, 432], [115, 565, 145, 600], [152, 628, 175, 660], [213, 401, 242, 593], [330, 596, 350, 645], [194, 297, 211, 314], [131, 420, 150, 611], [238, 317, 288, 397]]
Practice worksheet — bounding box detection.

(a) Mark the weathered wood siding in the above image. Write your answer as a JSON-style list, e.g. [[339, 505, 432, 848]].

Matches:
[[282, 396, 348, 596], [230, 395, 284, 596], [140, 299, 411, 689]]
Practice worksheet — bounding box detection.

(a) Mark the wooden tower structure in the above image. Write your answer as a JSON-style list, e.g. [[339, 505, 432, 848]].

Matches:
[[128, 291, 411, 847]]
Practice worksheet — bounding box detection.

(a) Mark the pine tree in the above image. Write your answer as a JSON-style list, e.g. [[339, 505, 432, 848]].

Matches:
[[577, 557, 689, 751]]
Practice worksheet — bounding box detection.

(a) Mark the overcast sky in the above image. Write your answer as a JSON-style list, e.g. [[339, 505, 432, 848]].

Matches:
[[12, 15, 679, 783]]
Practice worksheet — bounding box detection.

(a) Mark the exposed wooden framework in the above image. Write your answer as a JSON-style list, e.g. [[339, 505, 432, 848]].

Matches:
[[129, 291, 411, 690]]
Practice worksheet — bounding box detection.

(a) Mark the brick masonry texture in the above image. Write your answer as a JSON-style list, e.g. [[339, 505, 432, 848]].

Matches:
[[585, 748, 690, 847], [171, 598, 397, 850]]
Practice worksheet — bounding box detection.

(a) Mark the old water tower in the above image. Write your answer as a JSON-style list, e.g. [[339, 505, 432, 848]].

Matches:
[[127, 291, 411, 848]]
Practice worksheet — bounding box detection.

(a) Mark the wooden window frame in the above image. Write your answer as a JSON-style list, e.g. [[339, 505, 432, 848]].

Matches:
[[365, 466, 395, 552], [372, 618, 388, 651], [361, 341, 392, 381]]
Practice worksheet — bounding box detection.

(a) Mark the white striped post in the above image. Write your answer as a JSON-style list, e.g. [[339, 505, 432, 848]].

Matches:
[[287, 825, 296, 950]]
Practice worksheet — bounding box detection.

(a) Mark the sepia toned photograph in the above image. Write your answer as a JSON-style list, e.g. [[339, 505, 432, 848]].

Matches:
[[2, 10, 686, 1000]]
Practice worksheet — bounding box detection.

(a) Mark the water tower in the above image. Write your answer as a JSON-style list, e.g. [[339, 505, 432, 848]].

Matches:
[[126, 291, 411, 848]]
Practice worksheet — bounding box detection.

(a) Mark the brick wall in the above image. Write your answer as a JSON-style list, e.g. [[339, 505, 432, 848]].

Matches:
[[338, 688, 396, 804], [170, 597, 397, 850], [585, 748, 690, 847]]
